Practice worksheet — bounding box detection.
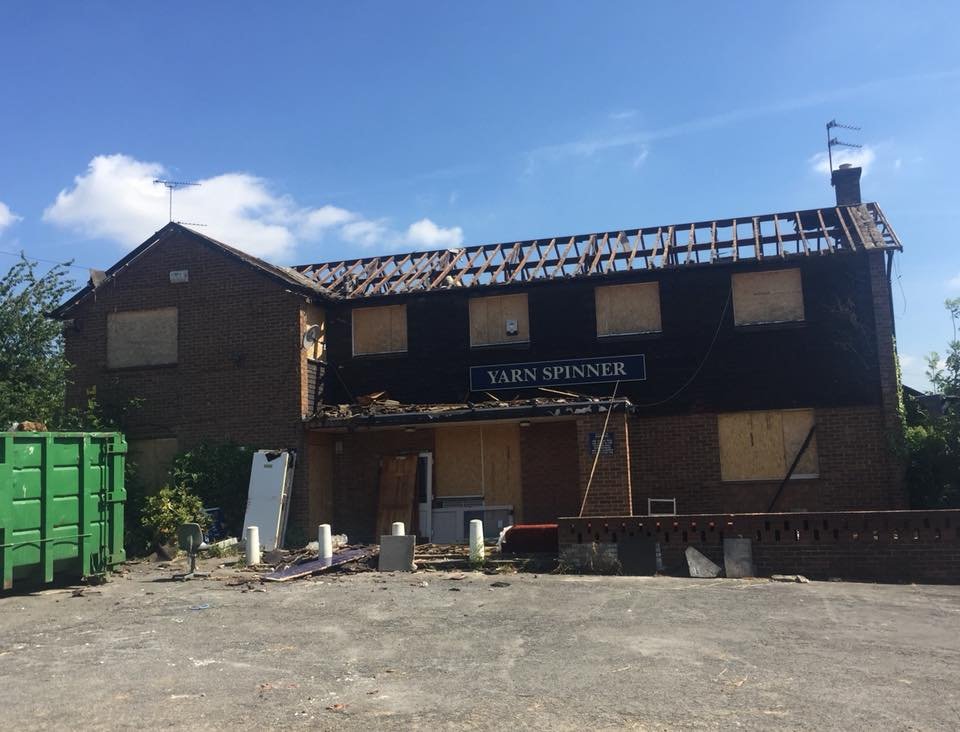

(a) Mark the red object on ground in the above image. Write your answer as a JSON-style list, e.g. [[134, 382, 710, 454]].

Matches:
[[501, 524, 559, 554]]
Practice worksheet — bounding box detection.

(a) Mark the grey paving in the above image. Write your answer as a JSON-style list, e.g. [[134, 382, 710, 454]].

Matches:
[[0, 560, 958, 730]]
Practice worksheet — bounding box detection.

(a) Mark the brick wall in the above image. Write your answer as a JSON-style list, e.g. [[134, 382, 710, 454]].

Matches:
[[559, 510, 960, 584], [628, 405, 907, 515], [62, 231, 312, 531], [575, 410, 632, 516], [519, 420, 580, 523], [868, 251, 906, 494]]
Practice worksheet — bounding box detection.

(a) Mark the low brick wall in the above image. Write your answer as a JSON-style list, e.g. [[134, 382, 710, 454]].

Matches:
[[558, 510, 960, 584]]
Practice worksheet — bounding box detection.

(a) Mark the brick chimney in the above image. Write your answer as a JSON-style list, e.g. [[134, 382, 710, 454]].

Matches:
[[831, 163, 862, 206]]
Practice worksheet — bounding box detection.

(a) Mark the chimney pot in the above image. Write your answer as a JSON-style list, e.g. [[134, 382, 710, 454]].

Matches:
[[831, 165, 862, 206]]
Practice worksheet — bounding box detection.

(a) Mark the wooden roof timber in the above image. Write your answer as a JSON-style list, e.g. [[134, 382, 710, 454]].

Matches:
[[294, 203, 901, 299]]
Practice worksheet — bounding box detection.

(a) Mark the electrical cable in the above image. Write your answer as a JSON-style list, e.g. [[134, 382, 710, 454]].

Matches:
[[0, 248, 90, 271], [578, 379, 621, 518], [631, 286, 733, 409]]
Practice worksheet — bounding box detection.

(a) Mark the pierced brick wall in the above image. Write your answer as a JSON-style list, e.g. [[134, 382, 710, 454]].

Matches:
[[559, 509, 960, 584]]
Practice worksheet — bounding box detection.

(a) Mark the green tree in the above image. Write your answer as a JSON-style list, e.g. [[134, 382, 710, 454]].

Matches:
[[0, 254, 72, 427], [906, 298, 960, 508]]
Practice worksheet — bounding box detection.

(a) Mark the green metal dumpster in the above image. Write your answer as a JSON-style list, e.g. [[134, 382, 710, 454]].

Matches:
[[0, 432, 126, 590]]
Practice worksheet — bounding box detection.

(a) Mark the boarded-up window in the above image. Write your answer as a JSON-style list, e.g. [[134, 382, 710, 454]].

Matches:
[[469, 294, 529, 346], [352, 304, 407, 355], [718, 409, 818, 481], [595, 282, 662, 336], [434, 424, 522, 518], [107, 307, 178, 368], [732, 269, 804, 325]]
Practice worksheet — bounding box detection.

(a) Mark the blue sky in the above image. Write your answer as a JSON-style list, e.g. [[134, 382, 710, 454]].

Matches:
[[1, 1, 958, 388]]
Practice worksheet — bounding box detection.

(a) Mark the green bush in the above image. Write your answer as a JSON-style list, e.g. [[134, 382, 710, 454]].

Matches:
[[141, 485, 209, 547], [172, 441, 253, 536]]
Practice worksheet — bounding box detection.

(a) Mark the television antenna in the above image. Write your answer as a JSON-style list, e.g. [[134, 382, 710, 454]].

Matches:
[[153, 179, 200, 222], [825, 119, 862, 174]]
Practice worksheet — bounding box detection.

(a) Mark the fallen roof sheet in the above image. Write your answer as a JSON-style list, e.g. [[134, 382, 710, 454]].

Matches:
[[292, 203, 901, 299], [262, 547, 377, 581]]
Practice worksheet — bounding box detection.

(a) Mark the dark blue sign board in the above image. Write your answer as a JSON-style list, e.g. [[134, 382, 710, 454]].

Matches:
[[470, 354, 646, 392], [589, 431, 615, 456]]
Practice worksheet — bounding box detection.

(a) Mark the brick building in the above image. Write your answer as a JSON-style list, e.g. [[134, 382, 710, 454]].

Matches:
[[53, 166, 907, 543]]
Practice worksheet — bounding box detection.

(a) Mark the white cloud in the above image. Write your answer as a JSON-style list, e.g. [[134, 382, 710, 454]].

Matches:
[[0, 201, 22, 235], [808, 146, 876, 177], [341, 219, 390, 248], [948, 272, 960, 291], [405, 218, 463, 248], [299, 205, 357, 238], [609, 109, 638, 120], [43, 154, 465, 260], [893, 158, 903, 170]]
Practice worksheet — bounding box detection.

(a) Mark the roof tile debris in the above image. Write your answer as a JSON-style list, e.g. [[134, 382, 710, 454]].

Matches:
[[308, 392, 633, 427]]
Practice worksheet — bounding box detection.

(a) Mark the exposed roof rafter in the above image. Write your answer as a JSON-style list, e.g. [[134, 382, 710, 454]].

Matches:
[[291, 202, 901, 300]]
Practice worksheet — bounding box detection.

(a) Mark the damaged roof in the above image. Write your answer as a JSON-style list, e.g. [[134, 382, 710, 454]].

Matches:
[[292, 202, 901, 300], [52, 202, 903, 317]]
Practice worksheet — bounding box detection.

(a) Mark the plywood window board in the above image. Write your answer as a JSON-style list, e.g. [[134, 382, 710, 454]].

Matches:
[[718, 408, 818, 481], [107, 307, 178, 368], [469, 294, 529, 346], [433, 424, 523, 519], [352, 304, 407, 355], [595, 282, 662, 336], [732, 269, 804, 325]]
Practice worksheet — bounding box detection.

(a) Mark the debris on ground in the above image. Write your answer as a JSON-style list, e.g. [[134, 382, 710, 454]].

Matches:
[[771, 574, 810, 583], [262, 547, 378, 582]]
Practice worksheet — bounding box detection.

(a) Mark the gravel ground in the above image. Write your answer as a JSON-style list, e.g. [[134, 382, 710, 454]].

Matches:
[[1, 558, 959, 731]]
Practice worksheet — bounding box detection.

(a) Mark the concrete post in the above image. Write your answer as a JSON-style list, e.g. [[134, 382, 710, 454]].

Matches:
[[245, 526, 261, 566], [318, 524, 333, 560], [391, 522, 405, 536], [469, 519, 484, 562]]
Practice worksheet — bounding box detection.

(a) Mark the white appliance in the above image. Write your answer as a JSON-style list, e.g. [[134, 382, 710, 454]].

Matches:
[[242, 449, 296, 551]]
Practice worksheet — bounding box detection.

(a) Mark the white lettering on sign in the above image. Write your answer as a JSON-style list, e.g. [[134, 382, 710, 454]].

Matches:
[[484, 360, 628, 385]]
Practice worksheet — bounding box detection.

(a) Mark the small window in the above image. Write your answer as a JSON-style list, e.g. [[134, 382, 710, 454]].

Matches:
[[352, 304, 407, 355], [469, 294, 529, 347], [595, 282, 662, 336], [718, 409, 818, 481], [732, 269, 804, 325], [107, 307, 178, 368]]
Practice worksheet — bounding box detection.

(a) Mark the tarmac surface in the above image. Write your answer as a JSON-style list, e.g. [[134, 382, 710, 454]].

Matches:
[[1, 558, 959, 730]]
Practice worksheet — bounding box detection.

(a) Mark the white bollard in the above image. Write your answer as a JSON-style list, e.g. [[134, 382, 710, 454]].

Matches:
[[391, 521, 405, 536], [469, 519, 485, 563], [318, 523, 333, 560], [245, 526, 261, 566]]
